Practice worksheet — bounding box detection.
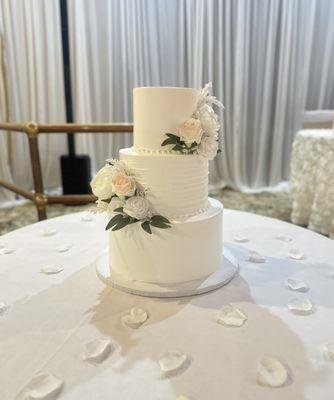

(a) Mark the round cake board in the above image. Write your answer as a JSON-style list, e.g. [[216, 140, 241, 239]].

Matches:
[[95, 246, 239, 298]]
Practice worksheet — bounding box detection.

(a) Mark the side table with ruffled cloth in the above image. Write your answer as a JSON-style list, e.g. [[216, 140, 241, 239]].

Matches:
[[290, 129, 334, 238]]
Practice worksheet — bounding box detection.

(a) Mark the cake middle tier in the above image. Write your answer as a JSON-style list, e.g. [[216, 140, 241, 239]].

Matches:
[[120, 148, 209, 220]]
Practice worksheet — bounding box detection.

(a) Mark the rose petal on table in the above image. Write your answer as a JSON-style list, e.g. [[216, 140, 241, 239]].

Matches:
[[275, 234, 293, 242], [56, 244, 72, 253], [81, 214, 94, 222], [216, 304, 247, 327], [122, 307, 148, 329], [247, 250, 265, 263], [40, 264, 64, 275], [0, 247, 14, 255], [287, 248, 305, 260], [25, 373, 63, 399], [0, 301, 9, 316], [285, 278, 309, 292], [256, 357, 288, 387], [288, 298, 313, 314], [158, 350, 188, 377], [39, 228, 57, 237], [233, 234, 249, 243], [82, 338, 112, 363]]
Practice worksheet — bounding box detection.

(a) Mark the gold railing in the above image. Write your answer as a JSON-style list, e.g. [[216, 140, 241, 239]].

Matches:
[[0, 122, 133, 221]]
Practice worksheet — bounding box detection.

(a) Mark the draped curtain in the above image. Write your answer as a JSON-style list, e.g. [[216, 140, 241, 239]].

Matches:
[[0, 0, 66, 203], [1, 0, 334, 203]]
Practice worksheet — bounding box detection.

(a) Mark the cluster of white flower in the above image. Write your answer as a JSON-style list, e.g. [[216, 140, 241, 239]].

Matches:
[[162, 82, 224, 160], [91, 160, 170, 233]]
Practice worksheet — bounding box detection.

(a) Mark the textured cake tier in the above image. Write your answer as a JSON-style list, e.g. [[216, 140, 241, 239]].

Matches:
[[109, 198, 223, 284], [133, 87, 198, 151], [120, 148, 208, 220]]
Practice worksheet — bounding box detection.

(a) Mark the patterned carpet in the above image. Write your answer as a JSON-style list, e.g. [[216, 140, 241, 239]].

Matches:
[[0, 188, 292, 236]]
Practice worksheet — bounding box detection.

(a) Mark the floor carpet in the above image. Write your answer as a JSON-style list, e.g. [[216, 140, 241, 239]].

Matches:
[[0, 188, 292, 236]]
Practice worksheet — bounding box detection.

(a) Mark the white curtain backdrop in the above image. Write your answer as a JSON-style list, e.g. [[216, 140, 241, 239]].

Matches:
[[68, 0, 328, 190], [0, 10, 14, 203], [0, 0, 66, 202], [1, 0, 334, 203], [306, 0, 334, 110]]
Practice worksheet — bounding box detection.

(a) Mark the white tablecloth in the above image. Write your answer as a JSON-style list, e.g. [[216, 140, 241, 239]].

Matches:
[[290, 129, 334, 237], [1, 210, 334, 400]]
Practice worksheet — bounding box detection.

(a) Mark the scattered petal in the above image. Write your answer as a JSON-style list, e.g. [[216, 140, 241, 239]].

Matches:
[[81, 214, 94, 222], [56, 244, 72, 253], [233, 234, 249, 243], [39, 228, 57, 237], [216, 304, 247, 327], [82, 338, 112, 363], [122, 307, 148, 329], [275, 234, 293, 242], [26, 373, 63, 399], [40, 264, 64, 275], [247, 250, 265, 263], [287, 248, 305, 260], [288, 298, 313, 314], [0, 301, 9, 316], [0, 247, 14, 255], [285, 278, 309, 292], [325, 343, 334, 361], [159, 350, 187, 376], [256, 357, 288, 387]]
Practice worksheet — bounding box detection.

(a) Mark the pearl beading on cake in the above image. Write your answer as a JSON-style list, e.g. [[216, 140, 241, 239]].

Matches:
[[133, 146, 180, 155], [169, 202, 210, 222]]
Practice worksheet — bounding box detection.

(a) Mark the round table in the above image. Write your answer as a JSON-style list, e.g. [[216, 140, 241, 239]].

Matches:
[[1, 210, 334, 400]]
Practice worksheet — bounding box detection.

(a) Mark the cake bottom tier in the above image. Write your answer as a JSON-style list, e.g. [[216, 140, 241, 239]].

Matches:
[[109, 198, 223, 284]]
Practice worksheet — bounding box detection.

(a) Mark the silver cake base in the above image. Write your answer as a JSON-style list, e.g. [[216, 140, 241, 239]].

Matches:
[[95, 246, 239, 298]]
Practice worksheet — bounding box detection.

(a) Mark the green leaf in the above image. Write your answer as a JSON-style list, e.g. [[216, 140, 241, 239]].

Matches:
[[141, 221, 152, 234], [190, 142, 197, 148], [151, 215, 170, 224], [172, 144, 184, 152], [161, 137, 177, 146], [166, 133, 181, 141], [113, 207, 124, 213], [105, 213, 123, 230], [112, 216, 131, 231], [150, 219, 171, 229]]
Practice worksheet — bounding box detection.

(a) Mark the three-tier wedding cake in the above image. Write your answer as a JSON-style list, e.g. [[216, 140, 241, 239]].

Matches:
[[91, 84, 224, 285]]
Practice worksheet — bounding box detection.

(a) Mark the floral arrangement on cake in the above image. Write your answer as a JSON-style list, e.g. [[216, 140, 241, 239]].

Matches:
[[91, 159, 171, 234], [161, 82, 224, 159]]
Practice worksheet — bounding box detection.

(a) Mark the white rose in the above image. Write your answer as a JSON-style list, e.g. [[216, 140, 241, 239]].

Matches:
[[178, 118, 203, 145], [123, 196, 151, 220], [198, 136, 219, 160], [93, 199, 108, 213], [107, 198, 125, 218], [90, 165, 114, 199], [111, 172, 136, 197], [198, 105, 220, 135]]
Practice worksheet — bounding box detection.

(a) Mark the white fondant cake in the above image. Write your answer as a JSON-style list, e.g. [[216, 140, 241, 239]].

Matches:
[[119, 148, 209, 220], [106, 86, 224, 284], [134, 87, 198, 152]]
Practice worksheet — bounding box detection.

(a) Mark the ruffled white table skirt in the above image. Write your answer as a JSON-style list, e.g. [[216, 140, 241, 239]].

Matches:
[[1, 211, 334, 399], [290, 129, 334, 237]]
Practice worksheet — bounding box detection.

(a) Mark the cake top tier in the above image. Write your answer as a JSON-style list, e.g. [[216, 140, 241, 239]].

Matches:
[[133, 87, 199, 153]]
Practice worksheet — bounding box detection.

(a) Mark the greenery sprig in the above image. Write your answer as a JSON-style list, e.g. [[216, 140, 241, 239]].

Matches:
[[105, 205, 171, 234], [161, 133, 198, 154]]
